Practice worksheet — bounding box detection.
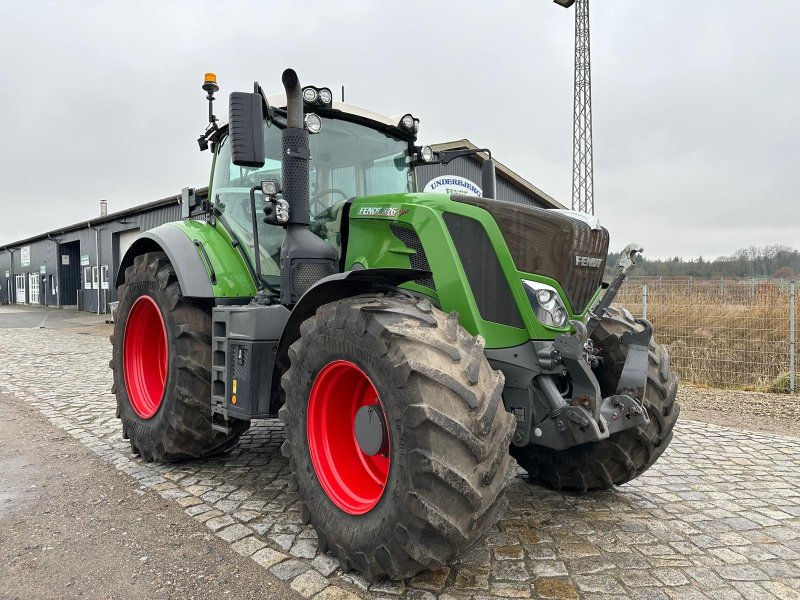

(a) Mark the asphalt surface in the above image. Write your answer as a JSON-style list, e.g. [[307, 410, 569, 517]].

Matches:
[[0, 304, 110, 330]]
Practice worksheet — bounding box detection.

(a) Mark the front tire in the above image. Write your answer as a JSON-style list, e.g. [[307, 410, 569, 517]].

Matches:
[[280, 293, 516, 580], [512, 305, 679, 492], [111, 251, 248, 462]]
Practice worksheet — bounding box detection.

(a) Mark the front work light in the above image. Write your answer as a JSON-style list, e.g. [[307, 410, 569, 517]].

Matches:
[[318, 87, 333, 105], [261, 179, 280, 197], [420, 146, 434, 162], [304, 113, 322, 134], [302, 87, 318, 103], [522, 280, 569, 328], [302, 86, 333, 107], [400, 114, 415, 130]]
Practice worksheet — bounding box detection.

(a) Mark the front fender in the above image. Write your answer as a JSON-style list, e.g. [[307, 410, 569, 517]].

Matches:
[[269, 267, 432, 414]]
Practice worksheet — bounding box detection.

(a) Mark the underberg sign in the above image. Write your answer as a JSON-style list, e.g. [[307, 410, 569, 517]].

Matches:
[[423, 175, 482, 198]]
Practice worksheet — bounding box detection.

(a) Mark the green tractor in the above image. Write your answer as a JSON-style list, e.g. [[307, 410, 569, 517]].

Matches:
[[111, 68, 679, 580]]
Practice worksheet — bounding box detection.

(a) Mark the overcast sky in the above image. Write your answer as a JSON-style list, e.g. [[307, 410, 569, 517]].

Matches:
[[1, 1, 798, 259]]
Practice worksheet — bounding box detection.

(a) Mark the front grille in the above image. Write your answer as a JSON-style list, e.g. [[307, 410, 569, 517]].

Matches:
[[451, 196, 609, 314], [443, 213, 525, 329], [389, 225, 436, 289]]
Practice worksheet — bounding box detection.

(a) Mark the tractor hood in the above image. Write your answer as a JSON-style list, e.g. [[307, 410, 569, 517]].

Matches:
[[452, 195, 609, 314]]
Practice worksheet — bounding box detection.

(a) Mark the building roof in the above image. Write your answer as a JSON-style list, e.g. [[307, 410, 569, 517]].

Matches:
[[429, 140, 565, 210], [0, 189, 207, 250]]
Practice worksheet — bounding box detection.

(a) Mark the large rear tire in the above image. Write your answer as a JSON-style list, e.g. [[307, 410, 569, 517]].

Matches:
[[111, 251, 248, 462], [512, 305, 679, 492], [280, 293, 516, 580]]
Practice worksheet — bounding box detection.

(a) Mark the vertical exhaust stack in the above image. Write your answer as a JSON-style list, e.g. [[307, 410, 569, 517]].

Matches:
[[279, 68, 337, 305], [100, 199, 108, 216], [281, 69, 310, 226]]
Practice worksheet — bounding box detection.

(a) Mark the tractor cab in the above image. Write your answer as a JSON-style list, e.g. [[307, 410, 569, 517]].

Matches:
[[205, 88, 422, 291]]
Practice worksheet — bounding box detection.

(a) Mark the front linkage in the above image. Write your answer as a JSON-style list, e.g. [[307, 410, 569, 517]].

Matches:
[[493, 244, 652, 451]]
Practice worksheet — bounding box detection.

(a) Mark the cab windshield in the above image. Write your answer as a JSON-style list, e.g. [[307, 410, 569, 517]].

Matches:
[[211, 115, 411, 288]]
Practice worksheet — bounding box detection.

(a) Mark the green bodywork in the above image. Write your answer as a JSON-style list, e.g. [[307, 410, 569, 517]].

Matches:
[[168, 192, 598, 348], [345, 193, 597, 347], [164, 220, 257, 298]]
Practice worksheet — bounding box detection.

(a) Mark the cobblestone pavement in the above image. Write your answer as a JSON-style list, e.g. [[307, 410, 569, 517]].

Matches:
[[1, 328, 800, 600]]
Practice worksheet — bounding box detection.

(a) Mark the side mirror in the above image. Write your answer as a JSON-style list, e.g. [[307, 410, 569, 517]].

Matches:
[[229, 92, 265, 168], [481, 157, 496, 199]]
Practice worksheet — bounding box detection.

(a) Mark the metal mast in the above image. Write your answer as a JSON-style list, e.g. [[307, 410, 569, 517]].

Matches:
[[556, 0, 594, 214]]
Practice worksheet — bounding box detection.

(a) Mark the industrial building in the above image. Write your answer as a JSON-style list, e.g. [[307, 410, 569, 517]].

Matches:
[[0, 140, 562, 313]]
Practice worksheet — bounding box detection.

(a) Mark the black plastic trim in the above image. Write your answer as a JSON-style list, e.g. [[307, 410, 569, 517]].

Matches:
[[442, 213, 525, 329], [116, 225, 214, 297]]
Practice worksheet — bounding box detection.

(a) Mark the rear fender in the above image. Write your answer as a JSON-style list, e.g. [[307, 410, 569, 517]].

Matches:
[[115, 222, 257, 299], [116, 226, 212, 297]]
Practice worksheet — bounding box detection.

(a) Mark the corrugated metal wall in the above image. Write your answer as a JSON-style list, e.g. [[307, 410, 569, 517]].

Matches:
[[0, 238, 59, 306], [416, 158, 550, 209], [1, 200, 181, 312]]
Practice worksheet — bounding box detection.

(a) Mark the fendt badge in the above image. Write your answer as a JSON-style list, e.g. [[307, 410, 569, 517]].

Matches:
[[575, 255, 602, 268]]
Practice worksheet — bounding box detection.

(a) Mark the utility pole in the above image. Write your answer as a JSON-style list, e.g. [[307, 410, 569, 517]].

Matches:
[[554, 0, 594, 215]]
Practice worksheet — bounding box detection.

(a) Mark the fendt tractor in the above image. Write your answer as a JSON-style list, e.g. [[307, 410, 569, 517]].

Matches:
[[112, 69, 679, 580]]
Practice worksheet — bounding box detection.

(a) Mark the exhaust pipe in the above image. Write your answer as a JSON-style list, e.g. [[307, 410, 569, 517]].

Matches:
[[282, 68, 303, 129], [278, 68, 337, 305], [281, 68, 310, 225]]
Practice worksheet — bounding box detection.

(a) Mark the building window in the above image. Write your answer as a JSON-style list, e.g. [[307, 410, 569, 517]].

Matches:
[[100, 265, 109, 290], [83, 266, 92, 290], [49, 274, 57, 296], [91, 265, 99, 290]]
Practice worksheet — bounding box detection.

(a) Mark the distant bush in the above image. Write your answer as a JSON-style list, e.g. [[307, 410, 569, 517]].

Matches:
[[770, 372, 795, 394]]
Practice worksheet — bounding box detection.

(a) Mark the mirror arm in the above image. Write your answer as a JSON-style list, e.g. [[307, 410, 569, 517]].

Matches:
[[254, 81, 275, 125], [439, 147, 492, 165]]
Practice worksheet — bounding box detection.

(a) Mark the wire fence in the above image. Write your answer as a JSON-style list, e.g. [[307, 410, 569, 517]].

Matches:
[[614, 278, 797, 393]]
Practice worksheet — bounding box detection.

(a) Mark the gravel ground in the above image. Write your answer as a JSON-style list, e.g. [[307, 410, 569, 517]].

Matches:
[[0, 390, 299, 600], [678, 384, 800, 439]]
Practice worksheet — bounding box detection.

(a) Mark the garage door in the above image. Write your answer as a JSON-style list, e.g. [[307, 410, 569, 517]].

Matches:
[[118, 229, 141, 262]]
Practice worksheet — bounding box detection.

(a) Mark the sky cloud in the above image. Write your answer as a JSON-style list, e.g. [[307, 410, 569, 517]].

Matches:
[[1, 0, 797, 259]]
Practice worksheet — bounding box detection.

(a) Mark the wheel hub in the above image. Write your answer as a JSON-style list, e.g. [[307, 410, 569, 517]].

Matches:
[[354, 404, 388, 456]]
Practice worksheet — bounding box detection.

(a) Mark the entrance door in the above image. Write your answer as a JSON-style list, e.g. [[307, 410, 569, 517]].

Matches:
[[29, 273, 40, 304], [59, 241, 81, 307], [15, 274, 26, 303]]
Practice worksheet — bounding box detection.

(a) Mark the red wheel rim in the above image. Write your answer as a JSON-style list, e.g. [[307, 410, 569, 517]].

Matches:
[[307, 360, 390, 515], [123, 295, 168, 420]]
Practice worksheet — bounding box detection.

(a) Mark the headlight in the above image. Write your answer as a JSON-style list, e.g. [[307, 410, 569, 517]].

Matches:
[[318, 87, 333, 105], [304, 113, 322, 134], [420, 145, 434, 162], [302, 87, 318, 103], [522, 280, 569, 328]]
